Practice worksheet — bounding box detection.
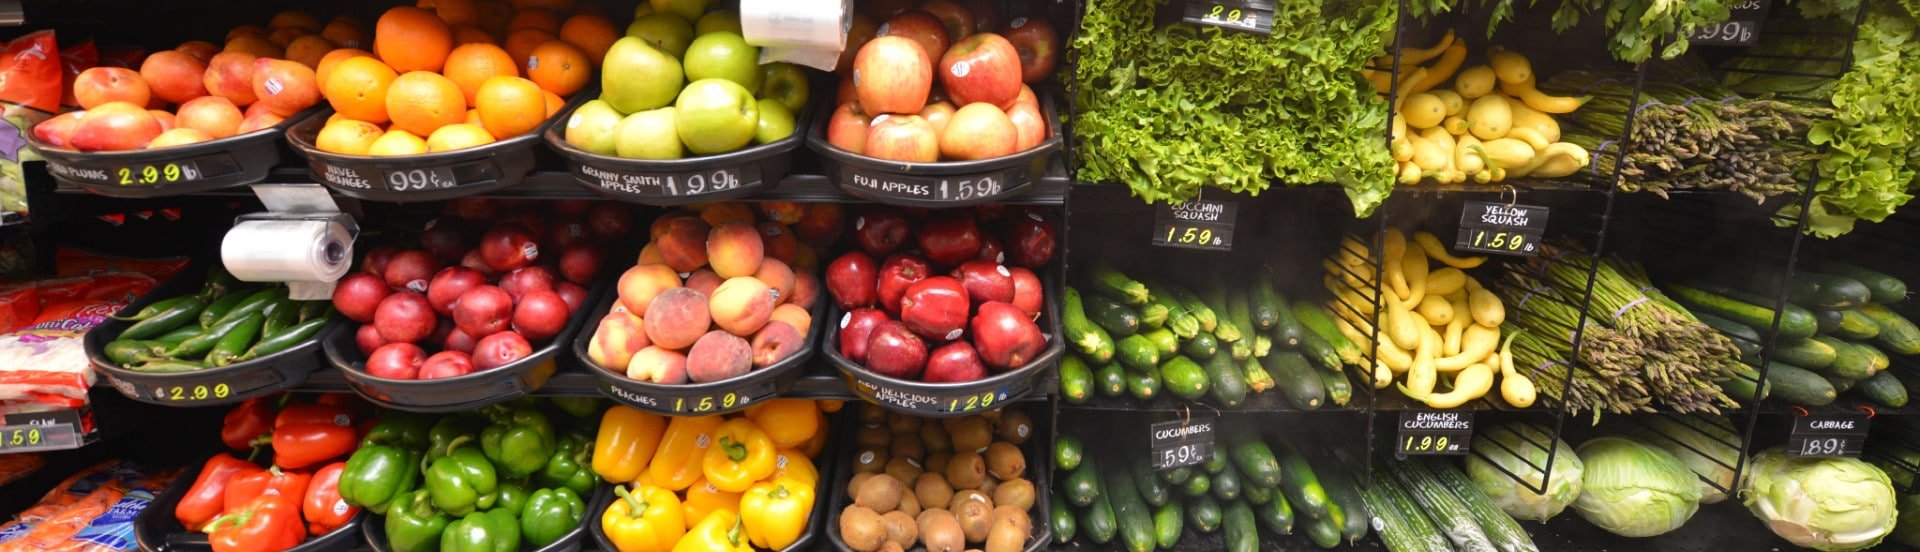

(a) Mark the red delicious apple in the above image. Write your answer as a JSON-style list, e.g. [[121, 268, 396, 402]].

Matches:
[[479, 224, 540, 272], [452, 285, 514, 338], [899, 276, 970, 341], [865, 321, 928, 379], [795, 203, 845, 248], [471, 331, 533, 371], [853, 36, 932, 115], [356, 324, 390, 356], [975, 234, 1005, 263], [558, 243, 602, 284], [917, 213, 982, 267], [1003, 16, 1059, 83], [373, 291, 436, 343], [940, 103, 1018, 160], [924, 340, 987, 383], [880, 11, 949, 62], [939, 33, 1021, 109], [971, 301, 1044, 369], [954, 261, 1015, 305], [333, 272, 391, 323], [864, 0, 918, 19], [1008, 266, 1043, 319], [965, 0, 1001, 32], [555, 281, 589, 312], [512, 290, 570, 341], [588, 203, 634, 240], [420, 217, 473, 263], [826, 102, 872, 154], [919, 0, 975, 41], [865, 114, 939, 163], [855, 209, 913, 257], [427, 267, 488, 315], [419, 351, 476, 379], [1003, 212, 1056, 268], [365, 342, 427, 379], [877, 253, 932, 314], [837, 13, 878, 75], [826, 251, 880, 310], [501, 266, 557, 300], [838, 308, 890, 362], [918, 101, 956, 134], [1007, 101, 1045, 151]]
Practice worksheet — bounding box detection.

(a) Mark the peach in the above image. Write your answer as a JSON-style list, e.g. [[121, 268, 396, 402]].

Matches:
[[710, 276, 775, 336], [789, 271, 821, 309], [757, 222, 799, 264], [755, 258, 796, 304], [750, 321, 804, 368], [70, 102, 163, 152], [636, 243, 664, 265], [588, 310, 649, 372], [655, 217, 712, 273], [32, 111, 84, 147], [757, 202, 806, 225], [236, 111, 284, 133], [687, 330, 752, 383], [141, 51, 209, 105], [176, 96, 244, 138], [699, 202, 756, 226], [149, 110, 176, 131], [204, 52, 260, 106], [707, 222, 765, 279], [177, 41, 221, 62], [770, 303, 812, 336], [650, 211, 698, 238], [685, 269, 723, 297], [147, 128, 212, 148], [252, 58, 320, 117], [644, 287, 711, 350], [627, 346, 688, 384], [617, 263, 681, 314], [73, 67, 150, 110]]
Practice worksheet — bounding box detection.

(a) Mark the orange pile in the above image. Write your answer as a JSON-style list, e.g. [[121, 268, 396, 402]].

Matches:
[[313, 0, 612, 156]]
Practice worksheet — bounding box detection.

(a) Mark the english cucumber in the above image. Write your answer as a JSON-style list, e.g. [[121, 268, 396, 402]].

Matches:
[[1666, 281, 1818, 339]]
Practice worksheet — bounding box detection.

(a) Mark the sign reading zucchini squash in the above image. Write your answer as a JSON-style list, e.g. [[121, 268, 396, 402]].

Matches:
[[1396, 411, 1472, 457], [1455, 201, 1545, 257], [1152, 199, 1235, 251]]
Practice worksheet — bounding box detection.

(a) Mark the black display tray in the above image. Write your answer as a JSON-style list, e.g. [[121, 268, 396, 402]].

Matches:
[[825, 404, 1054, 552], [285, 93, 591, 202], [586, 440, 837, 552], [569, 287, 828, 416], [543, 98, 817, 205], [135, 450, 366, 552], [806, 93, 1064, 207], [30, 106, 323, 198], [362, 484, 604, 552]]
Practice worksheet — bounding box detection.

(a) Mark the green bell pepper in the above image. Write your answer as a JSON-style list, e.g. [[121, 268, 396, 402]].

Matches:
[[385, 490, 450, 552], [427, 415, 489, 465], [364, 412, 434, 449], [480, 406, 556, 479], [426, 437, 498, 517], [548, 397, 603, 420], [520, 488, 585, 548], [493, 479, 529, 515], [536, 434, 597, 497], [442, 509, 520, 552], [340, 444, 420, 515]]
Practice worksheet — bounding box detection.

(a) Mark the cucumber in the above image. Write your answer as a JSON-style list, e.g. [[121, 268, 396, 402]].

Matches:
[[1181, 472, 1212, 497], [1666, 281, 1818, 339], [1856, 370, 1909, 408], [1242, 481, 1274, 505], [1791, 271, 1875, 309], [1721, 361, 1771, 404], [1828, 373, 1857, 394], [1126, 366, 1162, 401], [1142, 327, 1180, 355], [1858, 341, 1892, 373], [1817, 337, 1876, 379], [1861, 303, 1920, 355], [1817, 261, 1907, 304], [1273, 440, 1330, 520], [1834, 308, 1883, 340], [1083, 483, 1118, 544], [1064, 287, 1117, 363], [1096, 361, 1128, 397], [1263, 351, 1325, 410], [1182, 332, 1219, 359], [1058, 354, 1094, 405], [1187, 495, 1223, 533], [1062, 462, 1102, 507], [1160, 467, 1192, 485], [1203, 454, 1229, 474], [1223, 499, 1260, 552], [1313, 457, 1371, 544], [1422, 459, 1538, 552], [1304, 515, 1342, 549], [1130, 456, 1170, 507], [1361, 459, 1450, 552], [1152, 500, 1184, 550], [1762, 361, 1838, 406], [1210, 465, 1242, 501], [1160, 355, 1211, 401], [1160, 281, 1217, 333], [1697, 312, 1763, 361], [1117, 334, 1162, 372], [1814, 308, 1845, 335], [1205, 353, 1249, 408], [1055, 433, 1084, 471], [1772, 337, 1839, 370], [1252, 267, 1285, 331], [1290, 303, 1345, 371], [1050, 491, 1076, 544], [1085, 293, 1142, 337], [1227, 429, 1282, 488], [1104, 460, 1156, 552], [1257, 492, 1294, 535], [1319, 369, 1353, 407], [1385, 457, 1495, 551], [1090, 264, 1151, 306]]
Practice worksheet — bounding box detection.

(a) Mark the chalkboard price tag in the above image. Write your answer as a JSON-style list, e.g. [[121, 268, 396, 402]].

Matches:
[[575, 163, 761, 200], [602, 379, 779, 416], [314, 161, 495, 193], [844, 375, 1018, 416], [0, 409, 87, 453], [1788, 412, 1869, 458], [1181, 0, 1274, 34], [839, 165, 1027, 204], [1689, 0, 1768, 46], [1152, 199, 1236, 251], [1456, 201, 1547, 257], [145, 367, 283, 404], [47, 154, 241, 187], [1397, 411, 1473, 457], [1150, 416, 1216, 470]]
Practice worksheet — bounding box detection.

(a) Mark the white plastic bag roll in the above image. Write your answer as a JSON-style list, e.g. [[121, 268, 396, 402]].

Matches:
[[221, 219, 353, 284], [741, 0, 850, 51]]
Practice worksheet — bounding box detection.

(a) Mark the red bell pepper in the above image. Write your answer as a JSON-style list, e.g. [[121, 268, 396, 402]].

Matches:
[[302, 462, 359, 535], [176, 454, 263, 531], [222, 398, 278, 452], [205, 494, 305, 552], [273, 404, 355, 429], [225, 466, 313, 513], [270, 423, 358, 469]]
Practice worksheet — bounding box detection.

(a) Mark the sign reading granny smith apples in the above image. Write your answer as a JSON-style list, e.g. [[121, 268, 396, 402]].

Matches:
[[571, 163, 763, 201]]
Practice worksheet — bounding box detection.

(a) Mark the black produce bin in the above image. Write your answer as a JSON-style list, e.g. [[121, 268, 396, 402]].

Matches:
[[31, 107, 322, 197]]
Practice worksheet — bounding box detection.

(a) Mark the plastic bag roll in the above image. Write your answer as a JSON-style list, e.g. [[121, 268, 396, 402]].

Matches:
[[221, 219, 353, 283], [741, 0, 850, 51]]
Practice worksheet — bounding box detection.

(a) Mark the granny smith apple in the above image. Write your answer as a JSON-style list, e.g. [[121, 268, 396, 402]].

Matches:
[[601, 37, 684, 114], [626, 13, 694, 58], [696, 11, 743, 35], [676, 78, 759, 154], [632, 2, 654, 19], [564, 99, 625, 155], [760, 63, 811, 113], [753, 98, 795, 144], [649, 0, 709, 23], [683, 32, 762, 91], [616, 107, 684, 160]]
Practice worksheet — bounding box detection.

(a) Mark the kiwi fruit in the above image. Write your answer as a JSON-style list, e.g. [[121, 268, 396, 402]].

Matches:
[[853, 447, 888, 474], [995, 409, 1033, 445], [879, 542, 905, 552], [950, 491, 994, 543], [925, 452, 952, 475], [920, 422, 953, 453], [856, 424, 891, 448], [948, 489, 992, 513], [915, 472, 955, 508], [984, 513, 1029, 552], [859, 403, 888, 425], [991, 505, 1032, 533], [948, 417, 994, 452], [984, 442, 1026, 480], [918, 509, 965, 552], [976, 476, 998, 496], [889, 432, 926, 461], [840, 505, 887, 552], [884, 456, 924, 485], [848, 472, 877, 496], [880, 510, 919, 547], [888, 412, 923, 435], [980, 409, 1004, 424], [992, 478, 1035, 511], [897, 489, 923, 517], [855, 474, 906, 512], [945, 451, 988, 490]]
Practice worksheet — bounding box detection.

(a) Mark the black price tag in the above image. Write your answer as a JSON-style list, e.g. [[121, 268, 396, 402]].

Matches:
[[142, 368, 283, 404], [1150, 416, 1216, 470], [839, 165, 1025, 203], [1455, 201, 1546, 257], [1152, 199, 1235, 251], [575, 163, 761, 199], [0, 410, 87, 453], [603, 379, 779, 415], [1787, 413, 1869, 458], [1397, 411, 1473, 457], [1689, 0, 1768, 46], [846, 376, 1017, 415], [48, 154, 240, 187], [1180, 0, 1274, 34], [313, 161, 495, 193]]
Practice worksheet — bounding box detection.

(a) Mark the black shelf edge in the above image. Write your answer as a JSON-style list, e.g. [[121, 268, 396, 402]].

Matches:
[[290, 362, 1054, 402]]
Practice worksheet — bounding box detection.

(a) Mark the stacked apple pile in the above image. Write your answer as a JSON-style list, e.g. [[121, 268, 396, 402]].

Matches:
[[333, 199, 634, 379], [587, 202, 834, 385], [824, 1, 1060, 163], [829, 207, 1057, 383]]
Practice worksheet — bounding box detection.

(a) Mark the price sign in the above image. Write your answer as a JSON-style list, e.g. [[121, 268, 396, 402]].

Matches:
[[313, 161, 495, 193], [1149, 416, 1216, 470], [1180, 0, 1274, 34], [46, 155, 241, 187], [839, 165, 1026, 204], [602, 379, 779, 415], [142, 366, 283, 404], [574, 163, 761, 200], [845, 375, 1019, 415], [1455, 201, 1547, 257], [1689, 0, 1768, 46], [1397, 411, 1473, 457], [1152, 199, 1236, 251], [0, 424, 77, 452], [1788, 413, 1868, 458]]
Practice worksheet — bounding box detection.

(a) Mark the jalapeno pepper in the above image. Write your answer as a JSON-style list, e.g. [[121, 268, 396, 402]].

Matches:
[[261, 298, 300, 336], [206, 312, 265, 367], [297, 301, 330, 323], [167, 310, 261, 359], [103, 339, 158, 365], [120, 297, 205, 340], [129, 359, 206, 373], [200, 264, 240, 300], [200, 289, 255, 328], [241, 317, 328, 360], [112, 295, 199, 321], [216, 288, 283, 328]]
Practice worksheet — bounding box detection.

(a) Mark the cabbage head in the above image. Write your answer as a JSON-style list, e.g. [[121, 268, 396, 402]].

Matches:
[[1573, 437, 1703, 537], [1631, 415, 1744, 504], [1467, 422, 1584, 522], [1744, 446, 1898, 551]]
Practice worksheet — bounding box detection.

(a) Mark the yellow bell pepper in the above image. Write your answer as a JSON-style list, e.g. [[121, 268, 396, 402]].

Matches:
[[594, 407, 666, 483], [740, 476, 815, 550], [772, 448, 818, 486], [745, 399, 818, 449], [802, 411, 829, 459], [702, 419, 776, 492], [672, 511, 754, 552], [681, 478, 741, 526], [601, 484, 685, 552], [649, 415, 723, 491]]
